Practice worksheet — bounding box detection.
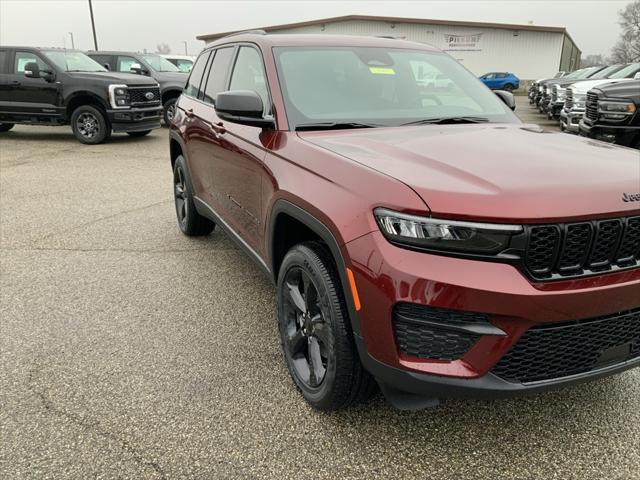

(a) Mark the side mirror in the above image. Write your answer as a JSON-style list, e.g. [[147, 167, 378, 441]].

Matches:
[[494, 90, 516, 111], [24, 62, 40, 78], [104, 63, 111, 71], [215, 90, 274, 128], [634, 72, 640, 80]]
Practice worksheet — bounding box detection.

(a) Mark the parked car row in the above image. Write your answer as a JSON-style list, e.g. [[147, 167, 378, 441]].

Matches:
[[528, 63, 640, 148], [0, 46, 190, 143]]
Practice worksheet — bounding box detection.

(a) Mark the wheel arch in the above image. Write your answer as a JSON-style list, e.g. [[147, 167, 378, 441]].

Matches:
[[268, 200, 363, 338], [65, 90, 109, 119], [161, 88, 182, 104]]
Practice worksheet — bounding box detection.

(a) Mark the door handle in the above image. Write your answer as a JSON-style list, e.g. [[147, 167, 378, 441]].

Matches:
[[185, 108, 194, 119], [9, 80, 21, 87]]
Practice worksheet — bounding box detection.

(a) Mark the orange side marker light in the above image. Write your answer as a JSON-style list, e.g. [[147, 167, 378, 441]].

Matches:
[[346, 268, 361, 311]]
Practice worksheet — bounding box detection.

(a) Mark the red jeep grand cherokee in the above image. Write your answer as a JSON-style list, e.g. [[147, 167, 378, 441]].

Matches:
[[169, 33, 640, 410]]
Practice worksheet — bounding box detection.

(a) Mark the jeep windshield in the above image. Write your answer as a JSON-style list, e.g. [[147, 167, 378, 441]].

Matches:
[[140, 54, 180, 72], [43, 50, 106, 72], [273, 46, 518, 130]]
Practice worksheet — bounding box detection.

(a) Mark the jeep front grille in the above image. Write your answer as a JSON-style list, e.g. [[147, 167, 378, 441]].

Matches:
[[524, 216, 640, 280], [492, 308, 640, 383]]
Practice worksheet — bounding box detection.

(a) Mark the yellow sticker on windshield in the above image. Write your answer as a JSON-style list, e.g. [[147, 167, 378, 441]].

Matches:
[[369, 66, 395, 75]]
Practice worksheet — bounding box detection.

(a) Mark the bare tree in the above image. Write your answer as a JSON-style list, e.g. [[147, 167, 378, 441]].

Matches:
[[610, 0, 640, 62], [580, 54, 607, 67], [156, 43, 171, 54]]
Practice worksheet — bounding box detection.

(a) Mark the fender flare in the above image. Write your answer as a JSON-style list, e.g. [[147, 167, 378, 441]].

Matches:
[[268, 199, 363, 338]]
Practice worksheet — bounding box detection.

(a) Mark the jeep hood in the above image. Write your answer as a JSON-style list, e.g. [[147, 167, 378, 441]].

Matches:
[[66, 71, 158, 86], [570, 78, 634, 95], [300, 124, 640, 223]]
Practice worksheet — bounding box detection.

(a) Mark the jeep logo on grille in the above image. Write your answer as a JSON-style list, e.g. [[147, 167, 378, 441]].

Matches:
[[622, 192, 640, 202], [145, 91, 155, 100]]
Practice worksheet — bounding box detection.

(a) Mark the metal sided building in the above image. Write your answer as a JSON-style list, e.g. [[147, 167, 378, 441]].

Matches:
[[197, 15, 581, 81]]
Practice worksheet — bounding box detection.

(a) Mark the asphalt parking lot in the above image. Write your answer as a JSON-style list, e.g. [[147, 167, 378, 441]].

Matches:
[[1, 102, 638, 480]]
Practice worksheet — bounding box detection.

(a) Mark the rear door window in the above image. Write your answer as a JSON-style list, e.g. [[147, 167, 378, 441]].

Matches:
[[183, 51, 211, 98], [202, 47, 235, 105], [0, 50, 8, 73], [90, 54, 113, 70]]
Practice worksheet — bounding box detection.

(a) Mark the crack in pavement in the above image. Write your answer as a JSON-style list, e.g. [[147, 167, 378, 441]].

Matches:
[[35, 200, 172, 243], [26, 360, 167, 479]]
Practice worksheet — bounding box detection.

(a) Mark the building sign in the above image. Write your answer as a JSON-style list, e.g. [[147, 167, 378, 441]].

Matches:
[[443, 33, 483, 52]]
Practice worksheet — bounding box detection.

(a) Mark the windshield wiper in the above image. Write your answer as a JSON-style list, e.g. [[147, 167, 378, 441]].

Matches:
[[295, 121, 382, 131], [401, 116, 489, 126]]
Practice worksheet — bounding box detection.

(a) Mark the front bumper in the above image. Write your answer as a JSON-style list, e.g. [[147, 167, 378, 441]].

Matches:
[[345, 230, 640, 398], [107, 106, 162, 132], [560, 109, 583, 133], [579, 118, 640, 146]]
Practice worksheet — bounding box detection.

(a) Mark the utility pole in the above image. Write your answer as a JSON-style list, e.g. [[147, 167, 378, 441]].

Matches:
[[88, 0, 98, 50], [68, 32, 75, 49], [182, 41, 188, 55]]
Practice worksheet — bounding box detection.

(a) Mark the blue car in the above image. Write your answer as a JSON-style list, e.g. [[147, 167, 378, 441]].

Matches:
[[479, 72, 520, 91]]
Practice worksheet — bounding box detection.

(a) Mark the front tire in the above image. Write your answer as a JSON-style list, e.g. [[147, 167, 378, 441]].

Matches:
[[277, 242, 375, 411], [173, 155, 215, 236], [503, 83, 514, 92], [71, 105, 110, 144], [0, 123, 15, 132], [163, 98, 177, 125], [127, 130, 152, 137]]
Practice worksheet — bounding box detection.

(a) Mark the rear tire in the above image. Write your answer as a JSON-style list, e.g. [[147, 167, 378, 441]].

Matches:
[[127, 130, 152, 137], [71, 105, 110, 144], [173, 155, 215, 236], [0, 123, 15, 132], [277, 242, 376, 411]]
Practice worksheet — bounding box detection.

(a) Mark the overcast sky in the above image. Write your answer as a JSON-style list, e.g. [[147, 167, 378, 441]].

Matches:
[[0, 0, 632, 57]]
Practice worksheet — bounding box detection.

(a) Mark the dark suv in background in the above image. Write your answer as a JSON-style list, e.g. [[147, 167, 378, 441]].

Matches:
[[87, 51, 187, 125], [170, 33, 640, 411], [0, 46, 161, 143]]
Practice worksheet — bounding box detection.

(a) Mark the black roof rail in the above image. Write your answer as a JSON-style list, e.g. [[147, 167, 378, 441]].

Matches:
[[221, 29, 267, 39]]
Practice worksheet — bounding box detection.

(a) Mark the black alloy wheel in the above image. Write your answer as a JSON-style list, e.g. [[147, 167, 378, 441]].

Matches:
[[277, 242, 376, 410], [172, 155, 215, 236], [282, 266, 329, 389], [70, 105, 110, 144]]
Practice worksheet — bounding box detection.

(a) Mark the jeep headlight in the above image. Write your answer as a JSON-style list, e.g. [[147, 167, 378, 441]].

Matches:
[[374, 208, 522, 254], [598, 100, 636, 120], [108, 84, 131, 109]]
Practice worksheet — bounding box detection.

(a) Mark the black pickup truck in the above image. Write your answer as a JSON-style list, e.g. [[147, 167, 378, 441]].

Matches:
[[86, 51, 187, 125], [579, 80, 640, 148], [0, 47, 162, 144]]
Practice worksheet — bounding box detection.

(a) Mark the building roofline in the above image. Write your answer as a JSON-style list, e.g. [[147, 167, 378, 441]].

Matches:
[[197, 14, 574, 42]]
